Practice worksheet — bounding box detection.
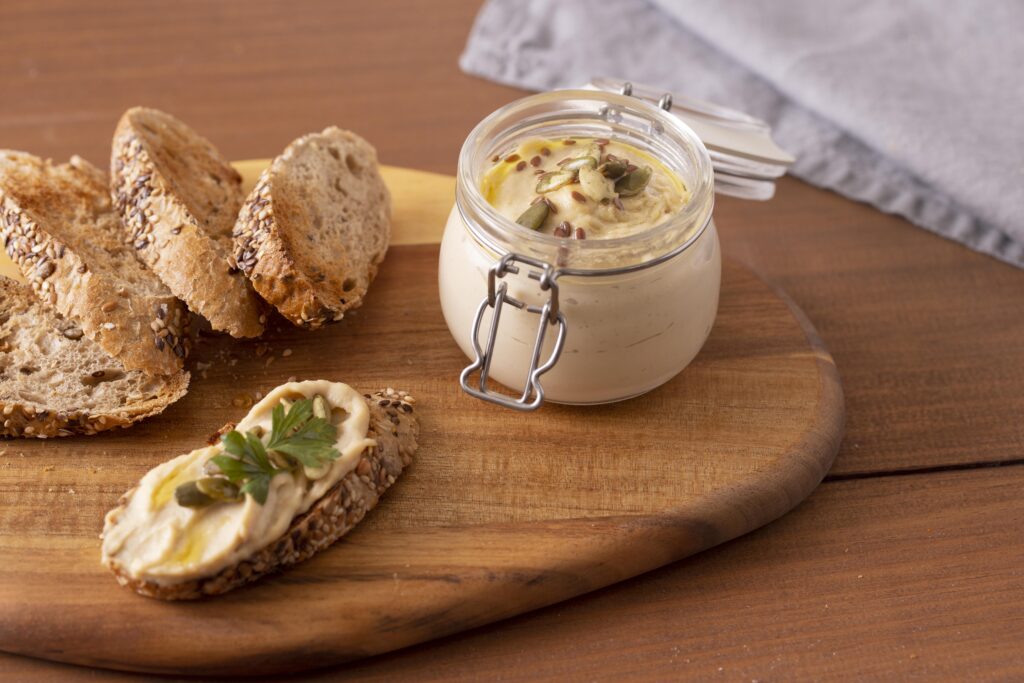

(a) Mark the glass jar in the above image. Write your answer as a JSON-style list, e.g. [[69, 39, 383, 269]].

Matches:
[[439, 90, 719, 409]]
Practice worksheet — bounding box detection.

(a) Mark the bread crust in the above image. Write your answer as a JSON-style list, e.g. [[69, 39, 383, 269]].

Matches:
[[0, 276, 190, 438], [232, 128, 391, 329], [0, 151, 189, 376], [0, 375, 190, 438], [103, 389, 418, 599], [111, 108, 266, 338]]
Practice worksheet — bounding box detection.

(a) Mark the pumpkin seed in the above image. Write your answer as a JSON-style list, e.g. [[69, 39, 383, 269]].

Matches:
[[312, 394, 329, 421], [615, 165, 653, 196], [598, 159, 628, 180], [535, 170, 576, 194], [175, 480, 215, 508], [557, 156, 598, 173], [269, 451, 292, 469], [196, 477, 243, 502], [515, 200, 550, 230]]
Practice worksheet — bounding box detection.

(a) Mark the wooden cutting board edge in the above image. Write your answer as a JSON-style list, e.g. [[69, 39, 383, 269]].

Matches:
[[0, 266, 843, 677]]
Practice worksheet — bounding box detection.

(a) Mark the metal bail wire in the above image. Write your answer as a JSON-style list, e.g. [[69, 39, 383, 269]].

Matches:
[[459, 253, 567, 411]]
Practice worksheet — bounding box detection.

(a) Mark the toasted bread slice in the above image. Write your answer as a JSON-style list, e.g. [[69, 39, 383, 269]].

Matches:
[[0, 151, 189, 376], [232, 128, 391, 329], [103, 388, 417, 599], [112, 107, 265, 338], [0, 276, 189, 438]]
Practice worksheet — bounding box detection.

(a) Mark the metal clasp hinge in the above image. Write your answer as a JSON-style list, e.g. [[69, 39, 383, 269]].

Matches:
[[459, 253, 567, 411]]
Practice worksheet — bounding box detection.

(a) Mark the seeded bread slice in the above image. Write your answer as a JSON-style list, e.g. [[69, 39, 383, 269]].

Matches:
[[104, 389, 418, 600], [0, 276, 189, 438], [233, 127, 391, 329], [112, 107, 265, 338], [0, 151, 189, 376]]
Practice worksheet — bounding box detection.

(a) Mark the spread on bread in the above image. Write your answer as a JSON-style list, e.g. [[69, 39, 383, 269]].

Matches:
[[102, 381, 371, 583], [101, 381, 417, 596], [481, 137, 687, 240]]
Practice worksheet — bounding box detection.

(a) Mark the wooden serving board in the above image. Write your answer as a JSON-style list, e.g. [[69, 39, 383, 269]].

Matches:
[[0, 164, 843, 676]]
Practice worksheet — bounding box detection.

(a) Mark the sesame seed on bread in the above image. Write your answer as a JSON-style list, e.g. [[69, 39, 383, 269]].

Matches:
[[232, 127, 391, 329], [0, 150, 189, 376], [0, 276, 189, 438], [112, 107, 266, 338], [102, 389, 418, 599]]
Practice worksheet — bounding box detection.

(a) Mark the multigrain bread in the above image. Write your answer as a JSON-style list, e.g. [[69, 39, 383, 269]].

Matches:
[[0, 151, 189, 376], [0, 276, 189, 438], [112, 107, 266, 338], [104, 389, 417, 599], [232, 128, 391, 329]]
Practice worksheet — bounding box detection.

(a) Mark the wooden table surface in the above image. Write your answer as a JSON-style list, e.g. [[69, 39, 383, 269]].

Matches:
[[1, 1, 1021, 680]]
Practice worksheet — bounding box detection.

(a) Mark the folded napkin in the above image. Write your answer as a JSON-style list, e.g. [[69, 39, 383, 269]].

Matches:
[[461, 0, 1024, 268]]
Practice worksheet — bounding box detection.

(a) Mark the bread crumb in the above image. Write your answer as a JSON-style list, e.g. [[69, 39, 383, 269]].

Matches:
[[42, 465, 55, 472], [282, 349, 293, 357], [232, 394, 252, 408]]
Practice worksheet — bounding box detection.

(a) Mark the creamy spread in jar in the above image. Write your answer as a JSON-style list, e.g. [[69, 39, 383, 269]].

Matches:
[[101, 380, 374, 584], [439, 89, 721, 407], [481, 137, 688, 240]]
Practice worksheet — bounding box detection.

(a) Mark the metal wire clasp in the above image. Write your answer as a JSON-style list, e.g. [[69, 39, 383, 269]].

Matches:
[[459, 253, 568, 411]]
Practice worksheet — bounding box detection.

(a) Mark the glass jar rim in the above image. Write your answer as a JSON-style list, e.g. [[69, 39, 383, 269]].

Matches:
[[456, 89, 715, 273]]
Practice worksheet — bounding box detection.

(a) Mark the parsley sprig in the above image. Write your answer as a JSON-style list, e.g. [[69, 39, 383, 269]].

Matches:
[[210, 398, 340, 504]]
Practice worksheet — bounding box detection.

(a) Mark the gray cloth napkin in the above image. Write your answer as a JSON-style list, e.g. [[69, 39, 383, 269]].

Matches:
[[460, 0, 1024, 268]]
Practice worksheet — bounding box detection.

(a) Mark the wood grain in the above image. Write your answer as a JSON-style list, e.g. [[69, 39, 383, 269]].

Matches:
[[5, 467, 1022, 682], [0, 236, 842, 673]]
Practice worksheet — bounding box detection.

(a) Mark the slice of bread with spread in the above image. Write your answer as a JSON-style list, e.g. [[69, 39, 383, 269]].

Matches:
[[0, 276, 189, 438], [101, 381, 417, 599], [112, 107, 266, 338], [232, 128, 391, 329], [0, 151, 189, 376]]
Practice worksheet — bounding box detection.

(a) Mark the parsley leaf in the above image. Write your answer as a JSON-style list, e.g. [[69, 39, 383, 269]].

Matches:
[[212, 397, 341, 505], [267, 404, 340, 468]]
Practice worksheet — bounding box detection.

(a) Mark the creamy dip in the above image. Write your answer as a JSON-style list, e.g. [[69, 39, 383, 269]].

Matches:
[[481, 137, 688, 240], [101, 380, 374, 584]]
